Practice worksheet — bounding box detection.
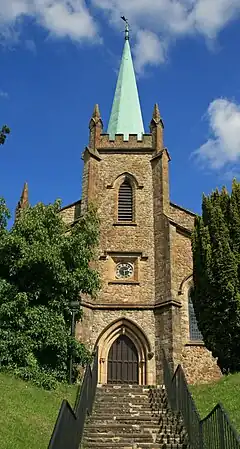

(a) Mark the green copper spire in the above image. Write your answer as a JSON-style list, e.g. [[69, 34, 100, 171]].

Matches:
[[107, 19, 144, 140]]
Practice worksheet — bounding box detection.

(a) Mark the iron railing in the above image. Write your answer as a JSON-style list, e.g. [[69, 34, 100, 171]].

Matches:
[[201, 403, 240, 449], [162, 349, 240, 449], [48, 347, 98, 449]]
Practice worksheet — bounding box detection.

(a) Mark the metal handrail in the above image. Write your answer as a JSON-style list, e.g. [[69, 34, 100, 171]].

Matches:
[[162, 349, 240, 449], [48, 347, 98, 449]]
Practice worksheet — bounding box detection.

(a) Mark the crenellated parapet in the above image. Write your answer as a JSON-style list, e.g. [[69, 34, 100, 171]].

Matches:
[[88, 103, 166, 153], [98, 133, 153, 150]]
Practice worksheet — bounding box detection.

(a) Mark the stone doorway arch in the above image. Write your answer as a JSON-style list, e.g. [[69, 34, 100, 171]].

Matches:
[[94, 318, 153, 385]]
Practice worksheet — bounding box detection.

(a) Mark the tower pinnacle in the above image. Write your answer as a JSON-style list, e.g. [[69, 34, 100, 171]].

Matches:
[[107, 18, 144, 140], [152, 103, 161, 124], [15, 182, 29, 221], [89, 104, 103, 149], [92, 104, 101, 120]]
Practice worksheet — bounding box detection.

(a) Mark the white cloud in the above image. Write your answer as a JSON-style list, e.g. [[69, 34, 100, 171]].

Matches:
[[194, 99, 240, 170], [0, 0, 240, 71], [37, 1, 97, 40], [192, 0, 240, 38], [133, 30, 167, 73], [92, 0, 240, 71], [0, 0, 98, 45]]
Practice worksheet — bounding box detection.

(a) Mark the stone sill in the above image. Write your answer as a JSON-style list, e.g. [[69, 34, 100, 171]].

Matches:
[[113, 222, 137, 226], [108, 280, 140, 285], [185, 341, 205, 347]]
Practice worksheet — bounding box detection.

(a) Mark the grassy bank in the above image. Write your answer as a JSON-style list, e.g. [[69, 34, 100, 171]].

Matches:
[[190, 373, 240, 433], [0, 372, 78, 449]]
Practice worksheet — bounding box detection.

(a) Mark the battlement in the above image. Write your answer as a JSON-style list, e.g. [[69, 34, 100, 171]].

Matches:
[[98, 133, 153, 149]]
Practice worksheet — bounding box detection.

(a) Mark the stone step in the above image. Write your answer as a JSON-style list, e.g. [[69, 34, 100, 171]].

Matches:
[[86, 424, 183, 435], [94, 402, 152, 408], [91, 412, 165, 419], [84, 434, 155, 443], [84, 433, 183, 444], [96, 391, 166, 398], [91, 410, 176, 420], [97, 389, 151, 394], [84, 426, 183, 438], [84, 434, 182, 445], [101, 384, 165, 387], [93, 404, 153, 411], [95, 396, 150, 403], [82, 384, 188, 449], [92, 406, 163, 418], [96, 388, 148, 394], [87, 416, 180, 424], [94, 400, 168, 408], [86, 416, 160, 424], [97, 389, 162, 396], [97, 390, 151, 396], [84, 423, 160, 432], [92, 409, 154, 417], [98, 384, 164, 389], [96, 387, 150, 396], [82, 443, 185, 449]]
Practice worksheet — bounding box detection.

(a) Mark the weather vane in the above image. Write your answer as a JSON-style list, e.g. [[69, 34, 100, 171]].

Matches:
[[121, 16, 129, 40]]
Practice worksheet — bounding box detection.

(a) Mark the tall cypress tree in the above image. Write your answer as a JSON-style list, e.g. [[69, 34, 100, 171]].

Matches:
[[192, 181, 240, 372]]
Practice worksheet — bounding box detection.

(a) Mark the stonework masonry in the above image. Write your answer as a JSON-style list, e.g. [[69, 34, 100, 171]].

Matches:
[[60, 200, 81, 225], [76, 308, 156, 385], [182, 345, 222, 384], [59, 105, 222, 386]]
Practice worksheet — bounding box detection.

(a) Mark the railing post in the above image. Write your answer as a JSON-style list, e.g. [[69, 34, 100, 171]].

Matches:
[[218, 407, 225, 449], [199, 420, 204, 449]]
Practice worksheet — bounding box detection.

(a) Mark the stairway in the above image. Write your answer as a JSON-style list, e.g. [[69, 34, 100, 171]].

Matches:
[[82, 384, 189, 449]]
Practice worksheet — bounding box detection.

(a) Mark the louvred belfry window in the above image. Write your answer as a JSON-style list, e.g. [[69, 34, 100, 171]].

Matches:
[[118, 180, 133, 222]]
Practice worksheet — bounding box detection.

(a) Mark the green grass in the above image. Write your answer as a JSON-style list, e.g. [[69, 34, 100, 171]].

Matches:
[[2, 371, 240, 449], [0, 372, 78, 449], [190, 373, 240, 433]]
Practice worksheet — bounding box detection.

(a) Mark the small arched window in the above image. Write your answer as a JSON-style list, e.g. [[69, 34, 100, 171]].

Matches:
[[118, 179, 133, 222], [188, 290, 203, 341]]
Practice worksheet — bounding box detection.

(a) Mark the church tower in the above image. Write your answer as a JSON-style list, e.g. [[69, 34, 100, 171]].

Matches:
[[74, 22, 221, 385]]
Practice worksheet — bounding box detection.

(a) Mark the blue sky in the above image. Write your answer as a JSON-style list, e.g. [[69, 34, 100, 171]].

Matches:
[[1, 0, 240, 224]]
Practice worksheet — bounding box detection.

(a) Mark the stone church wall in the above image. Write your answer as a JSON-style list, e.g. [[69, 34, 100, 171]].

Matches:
[[59, 136, 222, 385], [76, 307, 156, 384], [182, 345, 221, 384], [59, 200, 81, 224], [169, 203, 195, 231], [169, 216, 222, 384], [76, 308, 155, 352], [170, 225, 193, 304], [93, 151, 156, 307]]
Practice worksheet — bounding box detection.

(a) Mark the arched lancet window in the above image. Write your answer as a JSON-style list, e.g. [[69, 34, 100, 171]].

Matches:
[[118, 179, 133, 222], [188, 290, 203, 341]]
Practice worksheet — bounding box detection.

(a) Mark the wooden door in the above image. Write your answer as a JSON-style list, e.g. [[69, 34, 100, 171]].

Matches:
[[107, 334, 139, 384]]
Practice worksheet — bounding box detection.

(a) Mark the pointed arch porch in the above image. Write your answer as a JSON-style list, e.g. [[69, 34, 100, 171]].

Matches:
[[94, 318, 153, 385]]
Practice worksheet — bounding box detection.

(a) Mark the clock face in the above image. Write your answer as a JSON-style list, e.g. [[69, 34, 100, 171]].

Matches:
[[116, 262, 134, 279]]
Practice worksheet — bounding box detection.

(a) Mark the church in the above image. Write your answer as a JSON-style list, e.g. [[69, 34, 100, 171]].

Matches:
[[19, 23, 221, 385]]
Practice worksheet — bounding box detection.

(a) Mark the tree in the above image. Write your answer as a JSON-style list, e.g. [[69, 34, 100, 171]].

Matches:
[[192, 180, 240, 373], [0, 125, 10, 145], [0, 200, 100, 388], [0, 198, 10, 235]]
